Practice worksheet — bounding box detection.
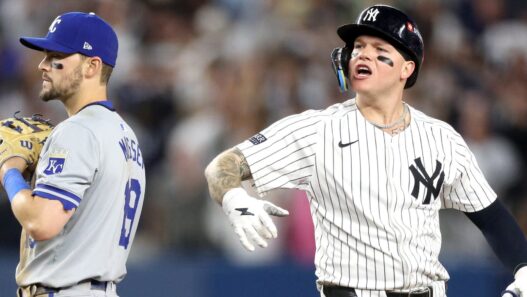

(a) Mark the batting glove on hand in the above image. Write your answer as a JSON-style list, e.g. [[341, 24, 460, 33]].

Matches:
[[222, 187, 289, 251], [502, 266, 527, 297]]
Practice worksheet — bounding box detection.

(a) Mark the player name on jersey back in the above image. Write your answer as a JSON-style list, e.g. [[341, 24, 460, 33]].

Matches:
[[119, 136, 144, 168]]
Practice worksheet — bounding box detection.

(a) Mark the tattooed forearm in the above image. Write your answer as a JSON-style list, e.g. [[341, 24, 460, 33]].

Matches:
[[204, 147, 253, 204], [236, 149, 252, 181]]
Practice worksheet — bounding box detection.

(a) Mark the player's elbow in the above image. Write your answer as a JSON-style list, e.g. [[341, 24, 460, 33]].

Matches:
[[12, 194, 71, 241], [24, 213, 67, 241], [25, 222, 62, 241], [27, 229, 55, 242], [204, 149, 233, 183], [204, 160, 215, 183], [205, 153, 224, 185]]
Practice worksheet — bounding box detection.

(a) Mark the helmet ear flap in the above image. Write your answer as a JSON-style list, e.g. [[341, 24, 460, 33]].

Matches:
[[331, 47, 352, 92]]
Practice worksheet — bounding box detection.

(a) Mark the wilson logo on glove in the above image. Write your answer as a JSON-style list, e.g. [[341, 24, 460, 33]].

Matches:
[[20, 140, 33, 149]]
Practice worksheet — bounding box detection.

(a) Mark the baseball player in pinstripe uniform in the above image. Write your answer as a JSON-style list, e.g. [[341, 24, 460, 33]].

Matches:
[[205, 4, 527, 297], [0, 12, 145, 297]]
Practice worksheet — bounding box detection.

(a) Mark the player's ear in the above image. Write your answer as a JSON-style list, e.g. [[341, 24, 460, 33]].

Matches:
[[83, 56, 103, 79], [400, 60, 415, 81]]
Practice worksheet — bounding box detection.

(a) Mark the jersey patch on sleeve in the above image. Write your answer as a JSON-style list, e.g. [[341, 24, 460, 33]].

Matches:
[[248, 133, 267, 145], [44, 151, 68, 175]]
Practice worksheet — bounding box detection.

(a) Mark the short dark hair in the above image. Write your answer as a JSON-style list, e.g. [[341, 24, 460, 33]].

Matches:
[[80, 54, 113, 84], [100, 63, 113, 84]]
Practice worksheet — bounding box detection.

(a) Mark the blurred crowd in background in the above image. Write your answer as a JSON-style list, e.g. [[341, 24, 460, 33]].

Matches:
[[0, 0, 526, 274]]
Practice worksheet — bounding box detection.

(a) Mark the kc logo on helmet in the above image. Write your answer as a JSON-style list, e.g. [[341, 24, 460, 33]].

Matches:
[[48, 16, 62, 33], [363, 8, 380, 22]]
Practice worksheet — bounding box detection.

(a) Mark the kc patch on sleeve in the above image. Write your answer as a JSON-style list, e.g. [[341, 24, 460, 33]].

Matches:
[[44, 151, 68, 175]]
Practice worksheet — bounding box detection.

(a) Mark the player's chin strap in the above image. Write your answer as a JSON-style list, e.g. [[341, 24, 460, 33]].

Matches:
[[331, 47, 351, 93]]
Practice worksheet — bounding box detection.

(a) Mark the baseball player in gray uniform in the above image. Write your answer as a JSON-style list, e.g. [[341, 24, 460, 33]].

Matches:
[[0, 12, 145, 297], [205, 4, 527, 297]]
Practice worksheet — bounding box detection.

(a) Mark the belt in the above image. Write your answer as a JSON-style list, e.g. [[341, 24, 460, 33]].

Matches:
[[323, 285, 433, 297], [31, 280, 109, 296], [386, 287, 433, 297], [323, 286, 357, 297]]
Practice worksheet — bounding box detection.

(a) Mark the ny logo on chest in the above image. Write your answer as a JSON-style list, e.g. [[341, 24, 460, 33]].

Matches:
[[409, 157, 445, 205]]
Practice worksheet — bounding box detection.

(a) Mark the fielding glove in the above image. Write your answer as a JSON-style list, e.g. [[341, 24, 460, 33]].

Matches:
[[0, 112, 53, 171]]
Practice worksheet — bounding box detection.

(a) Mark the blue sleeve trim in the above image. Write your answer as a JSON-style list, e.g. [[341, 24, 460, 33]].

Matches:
[[33, 183, 80, 211], [465, 199, 527, 273], [33, 190, 78, 211]]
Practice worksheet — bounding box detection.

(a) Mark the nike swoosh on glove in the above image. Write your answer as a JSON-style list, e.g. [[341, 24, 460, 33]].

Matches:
[[222, 187, 289, 251]]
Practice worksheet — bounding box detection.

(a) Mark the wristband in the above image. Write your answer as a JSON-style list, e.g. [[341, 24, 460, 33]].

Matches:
[[2, 168, 30, 203]]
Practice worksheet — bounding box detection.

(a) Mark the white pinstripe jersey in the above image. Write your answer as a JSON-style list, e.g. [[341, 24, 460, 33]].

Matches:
[[237, 99, 496, 292]]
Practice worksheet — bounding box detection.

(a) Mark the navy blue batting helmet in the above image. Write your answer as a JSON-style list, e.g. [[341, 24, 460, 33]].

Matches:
[[337, 5, 424, 88]]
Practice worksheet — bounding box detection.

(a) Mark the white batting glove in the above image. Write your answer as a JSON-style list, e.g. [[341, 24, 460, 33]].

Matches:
[[222, 187, 289, 251], [502, 266, 527, 297]]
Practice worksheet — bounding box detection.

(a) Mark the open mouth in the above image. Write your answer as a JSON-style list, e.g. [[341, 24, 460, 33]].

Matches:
[[355, 65, 372, 77]]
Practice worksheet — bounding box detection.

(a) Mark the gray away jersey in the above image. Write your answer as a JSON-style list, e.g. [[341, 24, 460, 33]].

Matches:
[[237, 99, 496, 294], [17, 102, 146, 288]]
